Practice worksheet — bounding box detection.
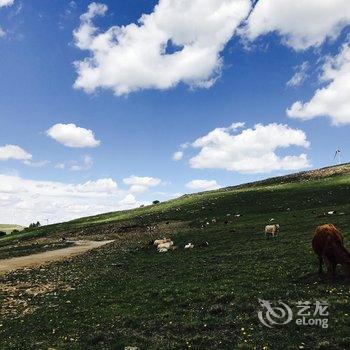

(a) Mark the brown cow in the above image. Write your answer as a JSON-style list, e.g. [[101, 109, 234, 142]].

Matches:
[[312, 224, 350, 279]]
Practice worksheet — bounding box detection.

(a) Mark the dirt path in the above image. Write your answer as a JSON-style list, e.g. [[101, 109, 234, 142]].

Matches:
[[0, 240, 114, 275]]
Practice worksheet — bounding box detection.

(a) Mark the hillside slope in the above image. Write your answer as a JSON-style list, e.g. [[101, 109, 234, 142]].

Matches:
[[1, 163, 350, 349], [1, 163, 350, 246]]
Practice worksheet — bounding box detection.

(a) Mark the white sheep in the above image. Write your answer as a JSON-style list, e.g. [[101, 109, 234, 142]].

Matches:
[[154, 238, 171, 246], [185, 243, 194, 249], [265, 224, 280, 237], [158, 247, 169, 253], [157, 241, 174, 251]]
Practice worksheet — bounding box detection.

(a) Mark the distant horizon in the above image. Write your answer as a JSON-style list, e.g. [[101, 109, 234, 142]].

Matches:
[[2, 161, 348, 227]]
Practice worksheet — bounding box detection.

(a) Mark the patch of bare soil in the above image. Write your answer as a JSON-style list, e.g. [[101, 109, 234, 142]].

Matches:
[[0, 240, 114, 275]]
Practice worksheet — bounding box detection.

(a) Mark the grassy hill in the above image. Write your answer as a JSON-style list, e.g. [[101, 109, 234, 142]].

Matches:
[[0, 163, 350, 349], [0, 224, 24, 234]]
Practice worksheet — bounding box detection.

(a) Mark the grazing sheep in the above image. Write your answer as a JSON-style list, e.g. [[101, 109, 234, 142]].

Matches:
[[265, 224, 280, 237], [312, 224, 350, 279], [185, 243, 194, 249], [154, 238, 171, 246], [158, 247, 169, 253], [157, 241, 174, 251]]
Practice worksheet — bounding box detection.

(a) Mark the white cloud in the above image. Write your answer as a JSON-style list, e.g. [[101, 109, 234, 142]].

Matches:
[[55, 163, 65, 170], [0, 144, 32, 162], [76, 178, 117, 193], [172, 124, 246, 162], [287, 42, 350, 125], [287, 61, 309, 87], [73, 0, 251, 95], [54, 156, 93, 171], [123, 175, 162, 187], [23, 160, 50, 168], [172, 142, 192, 161], [123, 175, 163, 194], [188, 123, 310, 173], [69, 155, 93, 171], [0, 0, 14, 7], [0, 0, 14, 38], [242, 0, 350, 50], [46, 123, 100, 148], [172, 151, 184, 161], [0, 174, 146, 225], [119, 194, 137, 206], [186, 179, 221, 191]]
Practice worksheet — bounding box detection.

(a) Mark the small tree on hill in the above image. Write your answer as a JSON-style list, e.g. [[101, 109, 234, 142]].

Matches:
[[152, 200, 160, 205], [28, 222, 41, 229]]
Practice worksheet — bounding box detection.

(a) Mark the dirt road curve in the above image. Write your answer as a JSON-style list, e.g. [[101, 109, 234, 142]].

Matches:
[[0, 240, 114, 275]]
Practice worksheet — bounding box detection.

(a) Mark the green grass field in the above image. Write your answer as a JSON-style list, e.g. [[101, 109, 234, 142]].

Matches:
[[1, 164, 350, 349]]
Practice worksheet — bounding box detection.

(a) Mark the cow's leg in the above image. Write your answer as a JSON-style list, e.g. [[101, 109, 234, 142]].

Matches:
[[325, 258, 336, 282], [330, 263, 336, 280], [318, 256, 323, 276]]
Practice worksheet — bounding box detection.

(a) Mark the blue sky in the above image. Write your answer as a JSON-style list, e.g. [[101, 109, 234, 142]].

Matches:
[[0, 0, 349, 225]]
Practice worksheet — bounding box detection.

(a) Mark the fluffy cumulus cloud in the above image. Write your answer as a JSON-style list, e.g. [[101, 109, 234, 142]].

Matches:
[[0, 144, 32, 162], [172, 151, 184, 161], [242, 0, 350, 50], [186, 179, 221, 191], [0, 174, 147, 225], [46, 123, 100, 148], [73, 0, 251, 95], [0, 0, 14, 8], [0, 0, 14, 37], [287, 42, 350, 125], [119, 194, 137, 206], [187, 123, 310, 173], [123, 175, 163, 194], [172, 142, 190, 161]]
